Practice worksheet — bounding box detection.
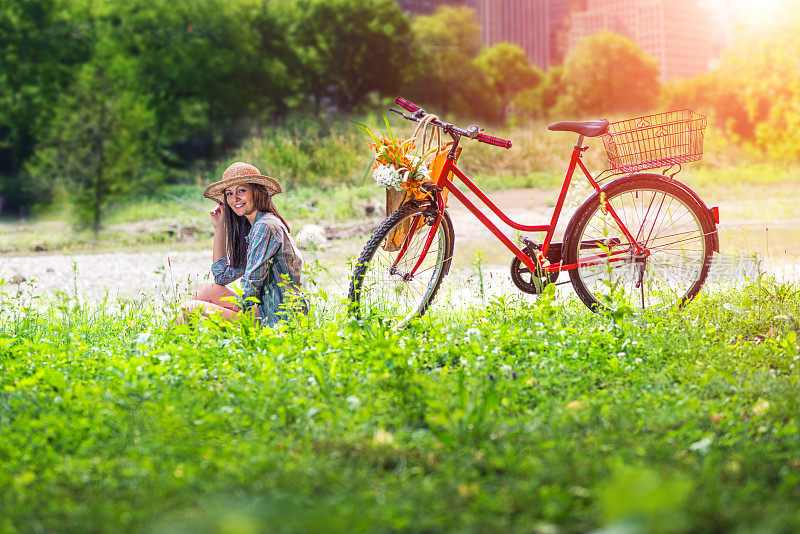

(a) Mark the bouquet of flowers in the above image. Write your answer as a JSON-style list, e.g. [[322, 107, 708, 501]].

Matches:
[[352, 112, 436, 196], [370, 138, 432, 192]]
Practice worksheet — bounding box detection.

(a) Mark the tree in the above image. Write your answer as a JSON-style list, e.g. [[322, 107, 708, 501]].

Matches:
[[660, 6, 800, 160], [474, 43, 543, 121], [89, 0, 293, 165], [719, 8, 800, 160], [278, 0, 413, 113], [404, 6, 497, 120], [26, 63, 159, 232], [661, 72, 753, 141], [556, 31, 660, 116], [0, 0, 92, 212], [510, 65, 565, 121], [2, 0, 298, 215]]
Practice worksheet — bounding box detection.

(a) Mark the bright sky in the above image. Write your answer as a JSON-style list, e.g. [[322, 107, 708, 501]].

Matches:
[[721, 0, 791, 29]]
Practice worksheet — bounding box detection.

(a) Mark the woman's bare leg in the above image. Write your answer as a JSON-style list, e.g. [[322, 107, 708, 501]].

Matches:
[[178, 281, 240, 323], [192, 281, 239, 309]]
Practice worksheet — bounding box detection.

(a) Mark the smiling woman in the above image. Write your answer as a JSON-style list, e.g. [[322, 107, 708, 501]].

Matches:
[[178, 162, 307, 327]]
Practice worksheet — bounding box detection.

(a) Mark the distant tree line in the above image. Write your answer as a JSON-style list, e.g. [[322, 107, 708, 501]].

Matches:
[[2, 1, 798, 228], [1, 0, 412, 225]]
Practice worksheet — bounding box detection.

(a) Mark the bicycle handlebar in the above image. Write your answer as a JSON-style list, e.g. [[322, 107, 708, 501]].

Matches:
[[476, 133, 512, 149], [394, 97, 420, 113], [392, 97, 512, 149]]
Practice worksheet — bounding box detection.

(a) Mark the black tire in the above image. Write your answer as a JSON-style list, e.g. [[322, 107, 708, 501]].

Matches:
[[349, 202, 454, 326], [564, 175, 714, 311]]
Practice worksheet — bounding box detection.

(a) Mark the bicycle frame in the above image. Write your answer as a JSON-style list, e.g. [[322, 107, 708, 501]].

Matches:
[[399, 134, 643, 281]]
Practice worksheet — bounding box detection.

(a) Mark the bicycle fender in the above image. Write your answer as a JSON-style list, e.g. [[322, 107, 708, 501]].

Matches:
[[609, 173, 720, 253]]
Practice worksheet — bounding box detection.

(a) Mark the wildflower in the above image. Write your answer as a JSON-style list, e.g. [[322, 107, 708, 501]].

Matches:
[[566, 400, 583, 411], [373, 164, 404, 191], [373, 428, 394, 447], [752, 398, 770, 417]]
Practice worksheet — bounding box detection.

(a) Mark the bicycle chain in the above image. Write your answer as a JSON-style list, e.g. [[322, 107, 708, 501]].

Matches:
[[509, 240, 558, 295]]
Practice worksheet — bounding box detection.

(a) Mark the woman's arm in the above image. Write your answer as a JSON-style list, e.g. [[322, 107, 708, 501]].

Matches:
[[211, 203, 226, 263], [209, 203, 244, 285]]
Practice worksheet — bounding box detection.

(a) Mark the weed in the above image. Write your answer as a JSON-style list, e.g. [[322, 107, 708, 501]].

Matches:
[[471, 250, 487, 306]]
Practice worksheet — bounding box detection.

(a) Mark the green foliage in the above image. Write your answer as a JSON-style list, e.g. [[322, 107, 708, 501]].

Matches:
[[473, 43, 544, 121], [557, 31, 660, 117], [88, 0, 292, 164], [404, 6, 498, 121], [660, 8, 800, 160], [231, 118, 367, 189], [660, 72, 754, 141], [720, 8, 800, 161], [0, 0, 416, 217], [26, 62, 160, 232], [277, 0, 413, 111], [0, 0, 92, 209], [510, 65, 564, 122], [0, 279, 799, 531]]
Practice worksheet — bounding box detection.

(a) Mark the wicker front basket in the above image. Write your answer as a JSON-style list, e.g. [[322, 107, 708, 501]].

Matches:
[[601, 109, 708, 173]]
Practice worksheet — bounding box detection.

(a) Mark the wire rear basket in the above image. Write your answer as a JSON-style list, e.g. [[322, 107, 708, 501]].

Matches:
[[601, 109, 707, 173]]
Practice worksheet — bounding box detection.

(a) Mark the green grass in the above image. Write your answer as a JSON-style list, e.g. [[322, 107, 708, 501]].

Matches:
[[1, 274, 799, 532]]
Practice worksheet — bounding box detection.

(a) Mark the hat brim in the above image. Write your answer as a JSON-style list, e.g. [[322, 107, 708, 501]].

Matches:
[[203, 175, 282, 203]]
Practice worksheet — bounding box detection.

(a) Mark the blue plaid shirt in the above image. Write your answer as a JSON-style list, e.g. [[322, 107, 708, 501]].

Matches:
[[211, 211, 306, 326]]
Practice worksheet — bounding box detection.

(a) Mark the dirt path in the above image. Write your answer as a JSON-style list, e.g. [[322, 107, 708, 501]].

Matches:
[[0, 250, 212, 304], [2, 186, 798, 305]]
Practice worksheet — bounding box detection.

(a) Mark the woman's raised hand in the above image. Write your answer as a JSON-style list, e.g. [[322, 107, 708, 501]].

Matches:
[[210, 203, 225, 230]]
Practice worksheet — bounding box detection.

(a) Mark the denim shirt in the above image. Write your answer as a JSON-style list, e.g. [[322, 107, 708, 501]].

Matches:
[[211, 211, 306, 326]]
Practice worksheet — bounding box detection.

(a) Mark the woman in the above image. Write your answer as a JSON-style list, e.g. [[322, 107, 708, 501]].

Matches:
[[179, 162, 306, 326]]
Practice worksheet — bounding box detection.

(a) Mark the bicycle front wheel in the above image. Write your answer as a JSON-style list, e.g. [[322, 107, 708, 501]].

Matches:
[[349, 202, 454, 327], [564, 175, 713, 311]]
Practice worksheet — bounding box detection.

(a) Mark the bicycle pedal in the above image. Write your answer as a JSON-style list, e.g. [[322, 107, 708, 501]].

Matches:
[[519, 236, 538, 249]]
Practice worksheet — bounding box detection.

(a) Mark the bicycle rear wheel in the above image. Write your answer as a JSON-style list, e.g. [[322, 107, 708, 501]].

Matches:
[[349, 202, 454, 327], [564, 175, 713, 311]]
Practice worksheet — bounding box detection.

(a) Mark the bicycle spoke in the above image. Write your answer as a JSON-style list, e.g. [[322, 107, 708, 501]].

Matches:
[[352, 206, 453, 326], [570, 181, 711, 311]]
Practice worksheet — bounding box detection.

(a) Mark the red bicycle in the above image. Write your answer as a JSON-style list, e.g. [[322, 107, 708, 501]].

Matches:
[[349, 97, 720, 325]]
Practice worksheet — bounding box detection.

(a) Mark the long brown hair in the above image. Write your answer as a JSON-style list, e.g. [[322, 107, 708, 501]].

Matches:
[[224, 183, 291, 269]]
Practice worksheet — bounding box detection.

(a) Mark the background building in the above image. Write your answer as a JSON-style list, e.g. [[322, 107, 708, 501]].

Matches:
[[564, 0, 715, 80], [547, 0, 589, 65], [465, 0, 551, 70], [396, 0, 718, 80]]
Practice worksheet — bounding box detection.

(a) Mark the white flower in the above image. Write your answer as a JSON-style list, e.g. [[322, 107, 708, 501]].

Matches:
[[373, 164, 404, 191], [689, 436, 713, 453], [465, 328, 483, 343]]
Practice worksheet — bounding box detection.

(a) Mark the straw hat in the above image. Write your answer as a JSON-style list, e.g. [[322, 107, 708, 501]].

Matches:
[[203, 162, 282, 203]]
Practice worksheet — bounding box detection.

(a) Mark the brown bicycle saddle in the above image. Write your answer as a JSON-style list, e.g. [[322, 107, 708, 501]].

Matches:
[[547, 119, 609, 137]]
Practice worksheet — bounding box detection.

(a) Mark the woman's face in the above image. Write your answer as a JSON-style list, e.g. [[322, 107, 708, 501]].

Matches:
[[225, 183, 256, 217]]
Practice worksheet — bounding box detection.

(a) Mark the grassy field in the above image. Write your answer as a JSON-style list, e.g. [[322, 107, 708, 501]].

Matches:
[[2, 114, 798, 533], [1, 272, 799, 532]]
